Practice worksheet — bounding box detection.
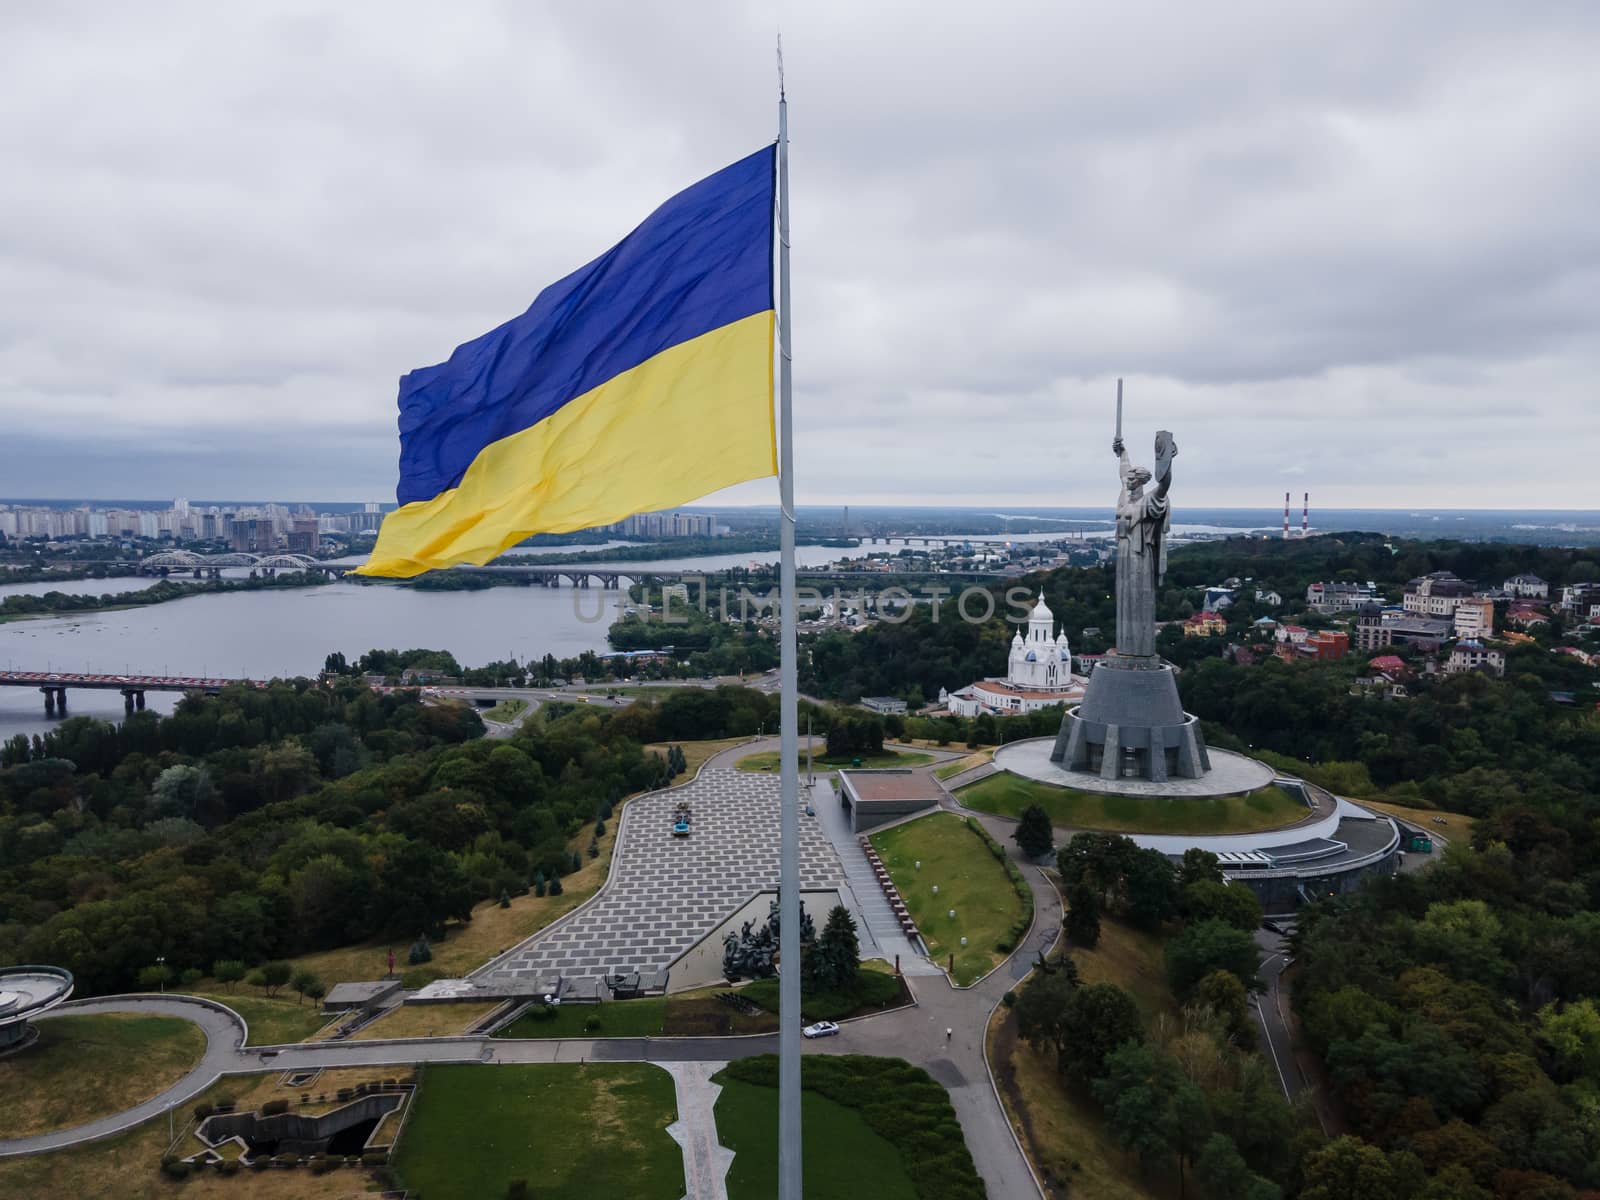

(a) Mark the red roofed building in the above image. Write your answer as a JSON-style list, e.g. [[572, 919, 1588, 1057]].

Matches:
[[1183, 611, 1227, 637], [1369, 654, 1409, 676]]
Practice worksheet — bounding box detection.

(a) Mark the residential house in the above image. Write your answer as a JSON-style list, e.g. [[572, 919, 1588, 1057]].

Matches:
[[1507, 602, 1550, 630], [1404, 572, 1474, 617], [1503, 573, 1549, 600], [1184, 611, 1228, 637], [1306, 580, 1377, 613], [1445, 641, 1505, 677]]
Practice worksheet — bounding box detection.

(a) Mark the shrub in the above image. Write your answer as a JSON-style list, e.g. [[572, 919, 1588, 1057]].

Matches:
[[160, 1160, 191, 1180], [583, 1015, 602, 1033], [310, 1155, 341, 1175], [1003, 991, 1017, 1007], [550, 877, 564, 896], [218, 1159, 241, 1176], [361, 1151, 389, 1167], [193, 1102, 214, 1121], [261, 1098, 289, 1116], [249, 1156, 270, 1171], [717, 1055, 983, 1199], [273, 1152, 299, 1167]]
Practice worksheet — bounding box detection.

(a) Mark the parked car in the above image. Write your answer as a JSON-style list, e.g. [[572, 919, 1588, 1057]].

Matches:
[[802, 1021, 840, 1039]]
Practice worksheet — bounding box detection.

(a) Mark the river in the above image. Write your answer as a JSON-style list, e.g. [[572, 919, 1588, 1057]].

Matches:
[[0, 543, 847, 739]]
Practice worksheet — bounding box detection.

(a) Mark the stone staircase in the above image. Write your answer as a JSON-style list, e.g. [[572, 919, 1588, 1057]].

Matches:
[[859, 837, 922, 945]]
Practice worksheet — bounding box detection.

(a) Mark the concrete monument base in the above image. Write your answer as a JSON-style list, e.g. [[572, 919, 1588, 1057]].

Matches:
[[1050, 657, 1210, 781], [998, 737, 1276, 798]]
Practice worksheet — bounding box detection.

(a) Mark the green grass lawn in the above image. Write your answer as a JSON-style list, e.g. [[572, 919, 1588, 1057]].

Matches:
[[496, 996, 667, 1039], [716, 1079, 917, 1200], [870, 812, 1028, 985], [0, 1014, 206, 1139], [736, 748, 934, 773], [482, 697, 529, 723], [394, 1063, 683, 1200], [957, 772, 1307, 835], [188, 991, 334, 1044]]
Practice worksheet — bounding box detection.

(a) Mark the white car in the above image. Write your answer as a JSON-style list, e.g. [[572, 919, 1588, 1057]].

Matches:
[[801, 1021, 840, 1039]]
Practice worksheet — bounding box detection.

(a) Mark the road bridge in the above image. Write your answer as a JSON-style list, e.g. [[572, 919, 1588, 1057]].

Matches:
[[0, 671, 270, 715], [136, 551, 343, 578]]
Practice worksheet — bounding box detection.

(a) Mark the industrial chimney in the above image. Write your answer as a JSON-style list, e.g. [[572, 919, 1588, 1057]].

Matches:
[[1302, 493, 1309, 539], [1283, 493, 1291, 540]]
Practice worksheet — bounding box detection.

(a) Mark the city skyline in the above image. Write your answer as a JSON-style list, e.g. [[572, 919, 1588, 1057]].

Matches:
[[4, 3, 1598, 508]]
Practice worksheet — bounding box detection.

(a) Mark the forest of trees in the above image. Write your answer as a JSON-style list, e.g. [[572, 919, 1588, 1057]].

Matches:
[[1290, 805, 1600, 1197], [0, 673, 801, 996]]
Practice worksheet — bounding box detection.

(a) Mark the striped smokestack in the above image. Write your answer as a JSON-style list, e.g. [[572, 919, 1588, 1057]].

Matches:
[[1302, 493, 1309, 538], [1283, 492, 1291, 540]]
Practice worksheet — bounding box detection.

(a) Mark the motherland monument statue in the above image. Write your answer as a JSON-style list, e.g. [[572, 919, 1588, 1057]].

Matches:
[[1111, 421, 1176, 659], [1051, 383, 1211, 781]]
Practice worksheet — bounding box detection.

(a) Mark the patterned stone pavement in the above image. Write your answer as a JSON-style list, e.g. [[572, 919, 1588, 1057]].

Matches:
[[475, 768, 842, 992]]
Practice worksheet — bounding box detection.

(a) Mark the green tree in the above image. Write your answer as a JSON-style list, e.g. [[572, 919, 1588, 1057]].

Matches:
[[257, 960, 292, 997], [1195, 1132, 1281, 1200], [1299, 1136, 1426, 1200], [1195, 969, 1254, 1046], [1015, 967, 1078, 1072], [1180, 880, 1263, 932], [1166, 919, 1261, 999], [1124, 847, 1180, 929], [1536, 998, 1600, 1080], [289, 969, 323, 1006], [1065, 881, 1101, 948], [1063, 982, 1145, 1081], [212, 959, 246, 991], [1179, 847, 1224, 888], [808, 905, 860, 992], [1013, 804, 1055, 860], [137, 963, 173, 992]]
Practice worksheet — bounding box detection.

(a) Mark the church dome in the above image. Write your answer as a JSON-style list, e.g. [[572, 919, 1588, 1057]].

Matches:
[[1030, 592, 1053, 621], [1011, 630, 1025, 647]]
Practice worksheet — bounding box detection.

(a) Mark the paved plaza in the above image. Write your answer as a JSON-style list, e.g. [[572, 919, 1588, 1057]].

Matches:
[[475, 768, 842, 993]]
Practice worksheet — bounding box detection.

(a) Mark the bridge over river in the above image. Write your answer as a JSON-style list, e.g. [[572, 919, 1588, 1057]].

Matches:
[[0, 671, 270, 716]]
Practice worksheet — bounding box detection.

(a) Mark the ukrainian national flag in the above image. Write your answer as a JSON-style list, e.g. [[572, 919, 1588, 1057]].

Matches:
[[357, 146, 777, 578]]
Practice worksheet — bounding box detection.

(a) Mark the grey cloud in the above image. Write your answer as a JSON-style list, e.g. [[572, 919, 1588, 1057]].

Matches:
[[1, 0, 1597, 508]]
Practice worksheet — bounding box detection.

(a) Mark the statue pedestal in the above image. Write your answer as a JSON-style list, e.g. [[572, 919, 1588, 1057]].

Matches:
[[1050, 657, 1210, 781]]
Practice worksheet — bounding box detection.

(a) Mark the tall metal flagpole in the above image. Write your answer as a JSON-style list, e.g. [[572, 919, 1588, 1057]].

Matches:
[[776, 48, 804, 1200]]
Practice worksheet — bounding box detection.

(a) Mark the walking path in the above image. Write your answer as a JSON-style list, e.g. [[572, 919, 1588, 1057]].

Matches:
[[662, 1060, 736, 1200], [0, 995, 245, 1158], [938, 760, 997, 791]]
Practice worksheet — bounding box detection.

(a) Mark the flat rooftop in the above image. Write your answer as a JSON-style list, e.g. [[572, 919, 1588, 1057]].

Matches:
[[837, 769, 945, 803]]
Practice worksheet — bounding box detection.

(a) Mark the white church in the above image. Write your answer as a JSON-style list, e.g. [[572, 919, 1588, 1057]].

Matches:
[[942, 592, 1086, 717]]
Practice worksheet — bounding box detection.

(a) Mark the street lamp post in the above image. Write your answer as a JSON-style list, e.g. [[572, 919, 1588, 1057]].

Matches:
[[156, 955, 166, 993]]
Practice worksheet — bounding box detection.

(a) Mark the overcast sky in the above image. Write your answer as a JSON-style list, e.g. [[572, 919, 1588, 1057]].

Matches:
[[3, 1, 1597, 509]]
